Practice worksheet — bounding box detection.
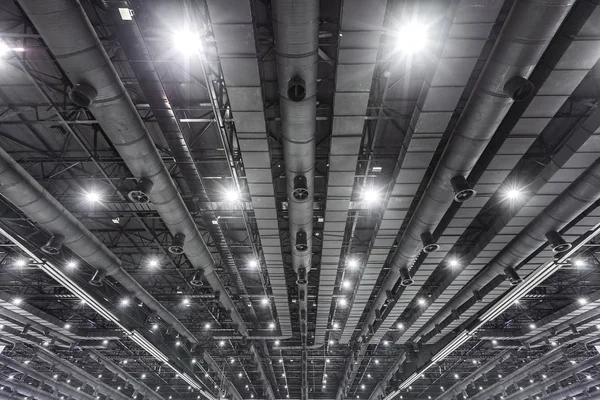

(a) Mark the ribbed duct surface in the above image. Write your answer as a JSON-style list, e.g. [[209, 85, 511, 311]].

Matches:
[[0, 145, 196, 344], [466, 348, 565, 400], [17, 0, 248, 337], [316, 0, 387, 345], [339, 0, 504, 344], [0, 376, 57, 400], [272, 0, 318, 398], [0, 354, 99, 400], [359, 0, 574, 342], [89, 351, 164, 400], [435, 351, 512, 400], [420, 152, 600, 344], [205, 0, 293, 337], [397, 0, 600, 344]]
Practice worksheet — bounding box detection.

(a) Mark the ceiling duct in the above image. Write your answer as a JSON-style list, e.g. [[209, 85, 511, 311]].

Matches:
[[0, 353, 100, 400], [272, 0, 318, 398], [17, 0, 248, 337], [89, 351, 164, 400], [358, 0, 574, 341], [0, 375, 57, 400], [0, 145, 197, 345], [34, 349, 131, 400], [434, 350, 512, 400], [465, 348, 565, 400], [419, 153, 600, 342]]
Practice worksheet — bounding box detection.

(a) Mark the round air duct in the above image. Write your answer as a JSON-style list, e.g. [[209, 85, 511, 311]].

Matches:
[[41, 234, 65, 255], [295, 231, 308, 251], [190, 271, 204, 287], [504, 76, 535, 102], [287, 76, 306, 102], [504, 266, 522, 285], [68, 83, 98, 108], [293, 175, 309, 200], [168, 233, 186, 255], [451, 175, 476, 202], [545, 230, 572, 253], [399, 267, 414, 286], [420, 231, 440, 253], [89, 270, 107, 287], [127, 178, 153, 204]]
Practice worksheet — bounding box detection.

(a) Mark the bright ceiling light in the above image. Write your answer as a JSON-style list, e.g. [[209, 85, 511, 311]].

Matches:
[[85, 191, 101, 203], [578, 298, 588, 305], [261, 297, 269, 306], [338, 298, 347, 307], [219, 340, 225, 347], [347, 258, 359, 269], [333, 322, 340, 329], [395, 21, 428, 54], [64, 323, 71, 329], [13, 298, 22, 305], [397, 322, 404, 329], [148, 258, 159, 268], [14, 258, 27, 268], [275, 340, 280, 346], [574, 259, 586, 267], [120, 298, 130, 307], [342, 280, 351, 289], [448, 258, 460, 268], [248, 259, 259, 268], [362, 188, 380, 204], [417, 298, 426, 306], [152, 323, 159, 331], [224, 189, 240, 202], [505, 188, 522, 201], [66, 261, 77, 269], [173, 30, 203, 55], [269, 322, 275, 329], [204, 322, 211, 330], [529, 323, 536, 329], [454, 373, 459, 379]]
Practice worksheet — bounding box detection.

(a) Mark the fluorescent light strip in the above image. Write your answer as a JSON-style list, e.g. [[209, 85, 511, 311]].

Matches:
[[0, 227, 212, 398], [390, 223, 600, 400]]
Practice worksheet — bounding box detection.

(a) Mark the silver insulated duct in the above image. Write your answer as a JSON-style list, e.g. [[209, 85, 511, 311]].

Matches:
[[17, 0, 248, 337], [359, 0, 574, 340], [0, 146, 196, 345], [272, 0, 318, 399]]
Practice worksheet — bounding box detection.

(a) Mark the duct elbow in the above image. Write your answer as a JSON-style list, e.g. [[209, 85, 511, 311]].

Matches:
[[503, 76, 534, 102], [504, 266, 522, 285], [545, 230, 572, 253], [89, 269, 107, 287], [295, 231, 308, 251], [127, 178, 154, 204], [421, 231, 440, 253], [451, 175, 477, 202], [41, 234, 65, 255], [399, 267, 414, 286], [190, 270, 204, 287], [69, 83, 98, 107], [287, 76, 306, 102], [168, 233, 186, 255]]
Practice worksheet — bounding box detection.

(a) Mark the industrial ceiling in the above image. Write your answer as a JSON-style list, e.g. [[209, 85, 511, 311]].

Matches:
[[0, 0, 599, 399]]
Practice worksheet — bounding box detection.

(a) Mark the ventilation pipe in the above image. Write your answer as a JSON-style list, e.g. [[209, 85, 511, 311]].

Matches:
[[17, 0, 248, 337], [34, 349, 131, 400], [0, 145, 197, 344], [89, 351, 163, 400], [0, 354, 103, 400], [466, 348, 565, 400], [272, 0, 318, 399], [0, 376, 57, 400], [436, 351, 512, 400], [419, 153, 600, 343], [358, 0, 573, 341]]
